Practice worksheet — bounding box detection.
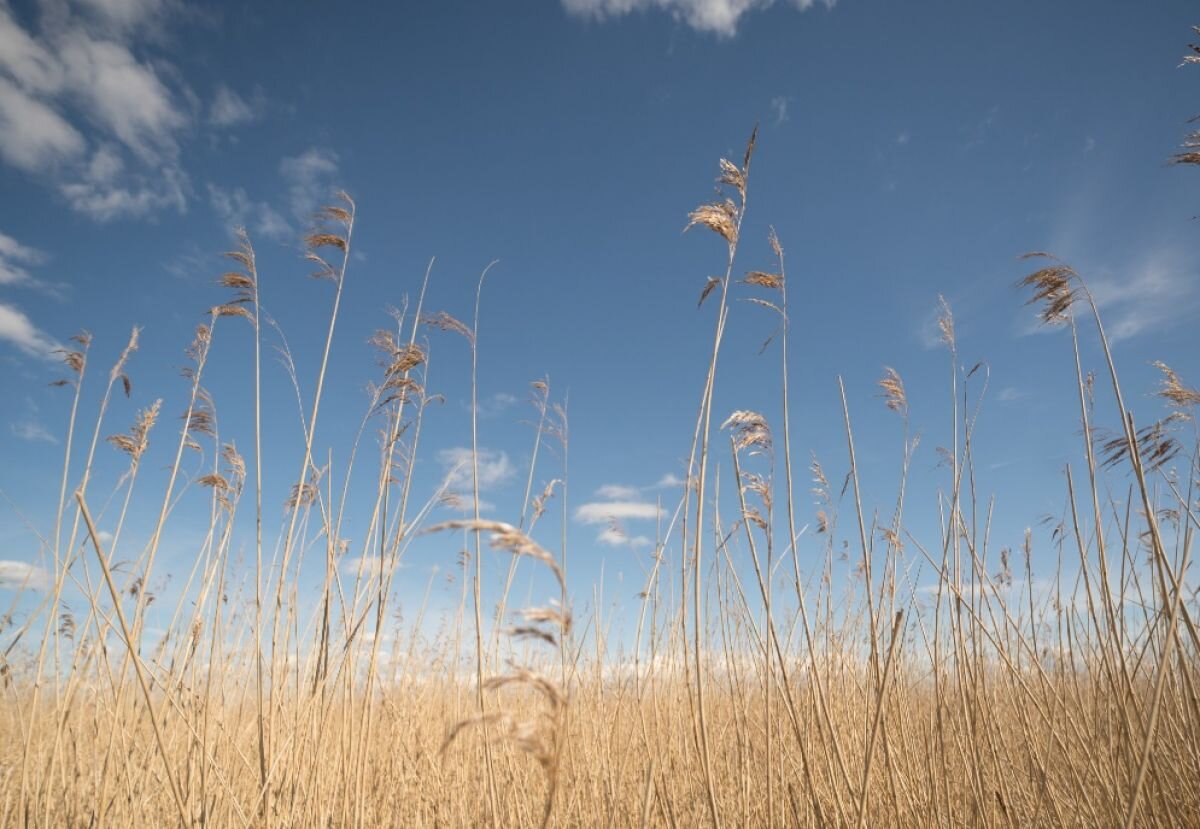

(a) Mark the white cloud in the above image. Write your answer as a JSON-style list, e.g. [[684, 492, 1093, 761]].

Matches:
[[997, 387, 1028, 403], [1083, 136, 1096, 153], [0, 76, 85, 172], [341, 555, 407, 579], [207, 182, 249, 226], [209, 85, 258, 127], [896, 130, 910, 145], [49, 140, 179, 223], [597, 526, 624, 545], [440, 493, 497, 513], [0, 262, 31, 287], [0, 560, 50, 591], [561, 0, 834, 36], [257, 205, 291, 240], [597, 526, 653, 547], [0, 231, 47, 289], [0, 9, 63, 94], [59, 164, 187, 221], [57, 28, 185, 163], [1086, 256, 1196, 343], [656, 472, 685, 488], [74, 0, 173, 35], [280, 147, 340, 221], [769, 95, 790, 125], [84, 143, 124, 182], [208, 183, 292, 240], [0, 3, 197, 221], [11, 420, 57, 443], [469, 391, 518, 418], [438, 447, 515, 491], [596, 483, 640, 500], [0, 302, 63, 360], [575, 500, 663, 525]]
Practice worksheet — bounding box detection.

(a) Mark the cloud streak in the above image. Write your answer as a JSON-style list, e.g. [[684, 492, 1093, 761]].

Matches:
[[0, 231, 48, 289], [11, 420, 57, 443], [281, 148, 340, 221], [561, 0, 834, 36], [340, 555, 406, 580], [0, 560, 50, 591], [208, 183, 291, 241], [209, 85, 260, 127], [595, 483, 640, 500], [1087, 255, 1197, 343], [438, 447, 516, 492], [597, 526, 652, 547], [0, 302, 63, 360], [1015, 250, 1198, 343], [575, 500, 663, 524]]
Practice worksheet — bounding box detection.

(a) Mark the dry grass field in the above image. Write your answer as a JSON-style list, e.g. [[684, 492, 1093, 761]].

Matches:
[[1, 122, 1199, 828]]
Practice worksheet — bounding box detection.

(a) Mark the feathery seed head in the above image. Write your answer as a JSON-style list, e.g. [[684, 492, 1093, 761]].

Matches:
[[878, 367, 908, 416], [1018, 254, 1078, 325]]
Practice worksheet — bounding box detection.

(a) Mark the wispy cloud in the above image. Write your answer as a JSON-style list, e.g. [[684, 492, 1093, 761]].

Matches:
[[438, 447, 515, 491], [11, 419, 56, 443], [0, 76, 85, 171], [576, 478, 676, 546], [1015, 251, 1198, 343], [597, 525, 652, 548], [74, 0, 178, 36], [0, 2, 196, 220], [280, 147, 340, 221], [575, 500, 663, 525], [0, 559, 50, 591], [561, 0, 835, 37], [208, 183, 291, 241], [1086, 255, 1197, 342], [997, 386, 1028, 403], [769, 95, 790, 125], [439, 493, 497, 513], [209, 147, 340, 241], [0, 302, 63, 360], [209, 84, 261, 127], [595, 483, 641, 500], [11, 395, 56, 442], [340, 555, 406, 579], [579, 493, 660, 548], [466, 391, 518, 419], [0, 231, 47, 290]]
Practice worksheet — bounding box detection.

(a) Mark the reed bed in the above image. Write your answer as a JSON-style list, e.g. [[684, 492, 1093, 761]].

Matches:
[[1, 125, 1198, 828]]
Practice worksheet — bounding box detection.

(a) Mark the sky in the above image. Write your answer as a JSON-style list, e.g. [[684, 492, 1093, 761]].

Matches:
[[1, 0, 1198, 648]]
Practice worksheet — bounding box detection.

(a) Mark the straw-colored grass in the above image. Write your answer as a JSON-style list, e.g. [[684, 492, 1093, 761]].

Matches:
[[2, 101, 1200, 828]]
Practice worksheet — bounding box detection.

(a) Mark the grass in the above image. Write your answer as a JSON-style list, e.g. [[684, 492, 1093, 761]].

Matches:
[[2, 106, 1200, 828]]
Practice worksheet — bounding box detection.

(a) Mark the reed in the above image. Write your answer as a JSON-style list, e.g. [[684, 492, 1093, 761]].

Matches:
[[2, 81, 1199, 828]]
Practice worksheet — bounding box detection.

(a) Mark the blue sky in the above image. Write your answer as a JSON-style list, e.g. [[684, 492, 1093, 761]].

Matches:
[[1, 0, 1198, 643]]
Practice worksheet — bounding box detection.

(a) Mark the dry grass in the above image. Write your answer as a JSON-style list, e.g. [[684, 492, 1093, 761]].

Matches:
[[2, 103, 1200, 828]]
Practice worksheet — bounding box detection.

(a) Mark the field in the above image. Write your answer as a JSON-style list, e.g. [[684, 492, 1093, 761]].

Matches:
[[1, 123, 1198, 828]]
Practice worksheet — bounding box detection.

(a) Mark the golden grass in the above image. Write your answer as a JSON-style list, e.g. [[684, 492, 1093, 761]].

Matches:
[[1, 120, 1199, 828]]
